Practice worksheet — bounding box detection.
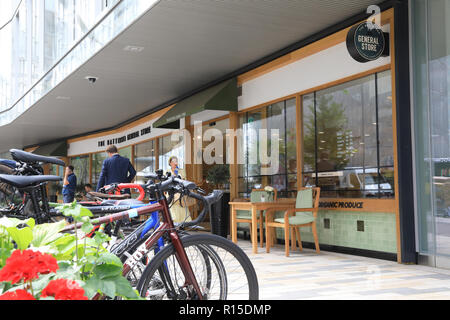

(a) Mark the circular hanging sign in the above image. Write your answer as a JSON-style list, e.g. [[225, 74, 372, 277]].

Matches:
[[346, 22, 386, 63]]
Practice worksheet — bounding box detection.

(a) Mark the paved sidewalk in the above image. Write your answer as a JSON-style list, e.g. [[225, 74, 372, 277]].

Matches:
[[234, 239, 450, 300]]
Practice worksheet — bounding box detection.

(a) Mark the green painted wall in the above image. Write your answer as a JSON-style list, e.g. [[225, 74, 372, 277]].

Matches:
[[237, 211, 397, 254]]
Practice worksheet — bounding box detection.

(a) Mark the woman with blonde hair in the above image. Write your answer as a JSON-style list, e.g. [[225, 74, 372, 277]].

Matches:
[[167, 156, 192, 223]]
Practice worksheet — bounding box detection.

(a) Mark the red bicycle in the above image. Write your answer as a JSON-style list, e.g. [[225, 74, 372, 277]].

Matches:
[[64, 171, 259, 300]]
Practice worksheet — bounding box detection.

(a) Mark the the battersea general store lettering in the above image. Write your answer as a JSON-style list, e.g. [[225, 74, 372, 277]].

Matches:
[[96, 126, 152, 148], [358, 34, 380, 52]]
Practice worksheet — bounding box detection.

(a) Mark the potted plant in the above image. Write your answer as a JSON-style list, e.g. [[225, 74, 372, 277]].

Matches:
[[264, 186, 275, 201], [206, 164, 230, 190]]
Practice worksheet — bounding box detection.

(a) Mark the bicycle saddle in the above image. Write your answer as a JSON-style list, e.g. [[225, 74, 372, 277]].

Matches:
[[114, 199, 144, 206], [88, 192, 131, 200], [10, 149, 66, 167], [0, 174, 62, 188]]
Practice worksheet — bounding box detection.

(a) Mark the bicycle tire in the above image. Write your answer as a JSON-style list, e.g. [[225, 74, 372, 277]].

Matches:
[[137, 233, 259, 300], [114, 234, 227, 300], [115, 229, 222, 292]]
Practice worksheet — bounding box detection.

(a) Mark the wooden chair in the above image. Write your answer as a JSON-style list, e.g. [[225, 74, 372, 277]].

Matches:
[[265, 187, 320, 257], [230, 188, 278, 248]]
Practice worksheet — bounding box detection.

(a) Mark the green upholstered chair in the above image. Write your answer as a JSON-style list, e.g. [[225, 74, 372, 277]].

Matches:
[[232, 189, 277, 248], [265, 187, 321, 256]]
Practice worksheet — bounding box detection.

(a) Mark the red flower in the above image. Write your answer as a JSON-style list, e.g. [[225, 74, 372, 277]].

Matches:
[[41, 279, 88, 300], [0, 250, 59, 284], [0, 289, 36, 300]]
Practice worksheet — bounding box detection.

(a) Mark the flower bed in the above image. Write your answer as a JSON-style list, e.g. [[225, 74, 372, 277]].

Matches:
[[0, 202, 140, 300]]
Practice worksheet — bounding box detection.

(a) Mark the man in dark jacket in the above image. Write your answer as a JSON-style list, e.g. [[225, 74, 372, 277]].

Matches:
[[96, 145, 136, 192], [63, 165, 77, 203]]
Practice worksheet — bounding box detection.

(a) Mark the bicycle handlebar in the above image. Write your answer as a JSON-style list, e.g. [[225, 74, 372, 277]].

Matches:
[[179, 189, 224, 229], [145, 174, 224, 228]]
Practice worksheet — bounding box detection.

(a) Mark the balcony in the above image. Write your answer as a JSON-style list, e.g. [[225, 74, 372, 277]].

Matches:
[[0, 0, 159, 127]]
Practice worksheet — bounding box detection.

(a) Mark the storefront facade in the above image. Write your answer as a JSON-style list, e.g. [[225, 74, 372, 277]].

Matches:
[[57, 6, 418, 263]]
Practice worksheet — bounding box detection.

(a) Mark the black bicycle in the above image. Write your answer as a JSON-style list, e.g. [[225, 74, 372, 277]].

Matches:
[[0, 149, 66, 223]]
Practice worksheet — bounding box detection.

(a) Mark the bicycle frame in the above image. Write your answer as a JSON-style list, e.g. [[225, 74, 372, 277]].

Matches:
[[63, 195, 205, 300]]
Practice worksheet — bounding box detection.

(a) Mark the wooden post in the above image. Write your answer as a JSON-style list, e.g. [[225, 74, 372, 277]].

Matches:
[[296, 95, 303, 189], [229, 112, 239, 201]]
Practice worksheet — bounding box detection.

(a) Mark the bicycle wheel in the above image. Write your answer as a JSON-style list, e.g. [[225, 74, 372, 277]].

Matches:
[[118, 230, 225, 298], [137, 233, 259, 300]]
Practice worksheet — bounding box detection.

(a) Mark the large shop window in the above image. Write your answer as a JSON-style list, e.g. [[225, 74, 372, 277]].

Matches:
[[70, 155, 90, 187], [135, 140, 155, 184], [202, 118, 229, 183], [118, 146, 132, 160], [302, 70, 394, 198], [238, 98, 297, 198], [92, 152, 107, 187], [159, 133, 185, 174]]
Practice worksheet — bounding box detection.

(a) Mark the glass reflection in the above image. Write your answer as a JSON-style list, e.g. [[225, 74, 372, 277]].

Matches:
[[302, 72, 394, 198]]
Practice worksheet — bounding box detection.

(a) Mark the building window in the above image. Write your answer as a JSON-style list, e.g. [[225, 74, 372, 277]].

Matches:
[[159, 133, 185, 174], [238, 98, 297, 198], [92, 151, 106, 188], [70, 155, 90, 187], [118, 146, 132, 160], [202, 118, 229, 183], [302, 70, 394, 198], [134, 140, 155, 184]]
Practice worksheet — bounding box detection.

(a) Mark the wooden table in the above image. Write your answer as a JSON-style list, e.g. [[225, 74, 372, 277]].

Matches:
[[229, 200, 295, 254]]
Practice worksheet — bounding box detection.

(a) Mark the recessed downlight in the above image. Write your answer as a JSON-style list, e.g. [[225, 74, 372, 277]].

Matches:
[[123, 45, 145, 53], [56, 96, 71, 100]]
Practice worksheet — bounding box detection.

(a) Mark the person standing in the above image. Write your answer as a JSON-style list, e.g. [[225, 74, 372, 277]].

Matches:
[[62, 165, 77, 203], [167, 156, 192, 223], [96, 145, 136, 192]]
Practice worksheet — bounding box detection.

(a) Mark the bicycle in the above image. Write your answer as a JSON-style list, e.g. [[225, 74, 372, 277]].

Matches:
[[63, 171, 259, 300], [0, 149, 65, 223]]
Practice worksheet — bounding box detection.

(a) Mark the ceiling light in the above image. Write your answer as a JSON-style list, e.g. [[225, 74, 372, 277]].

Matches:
[[56, 96, 71, 100], [123, 45, 145, 53]]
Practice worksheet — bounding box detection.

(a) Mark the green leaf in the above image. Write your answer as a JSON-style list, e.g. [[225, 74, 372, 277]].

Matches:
[[0, 217, 35, 229], [82, 276, 102, 299], [93, 264, 123, 280], [6, 226, 33, 250], [113, 275, 141, 299], [31, 220, 66, 247], [96, 252, 123, 268], [55, 262, 82, 280], [0, 282, 12, 294], [99, 279, 116, 298], [81, 221, 94, 234], [30, 273, 55, 292], [79, 207, 93, 218], [93, 232, 111, 246]]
